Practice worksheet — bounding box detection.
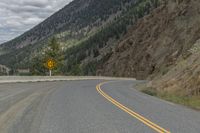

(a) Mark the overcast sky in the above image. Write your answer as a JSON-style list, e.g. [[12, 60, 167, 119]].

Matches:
[[0, 0, 73, 44]]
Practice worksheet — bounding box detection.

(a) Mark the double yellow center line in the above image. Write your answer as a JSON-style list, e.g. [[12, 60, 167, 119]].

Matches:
[[96, 81, 170, 133]]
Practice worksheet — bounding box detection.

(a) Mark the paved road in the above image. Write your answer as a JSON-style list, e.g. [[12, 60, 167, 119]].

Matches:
[[0, 80, 200, 133]]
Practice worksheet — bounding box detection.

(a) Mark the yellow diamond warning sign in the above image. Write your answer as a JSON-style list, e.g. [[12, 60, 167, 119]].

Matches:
[[46, 59, 56, 70]]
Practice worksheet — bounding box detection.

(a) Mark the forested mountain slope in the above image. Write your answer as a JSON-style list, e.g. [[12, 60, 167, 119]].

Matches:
[[0, 0, 159, 74], [1, 0, 133, 50], [100, 0, 200, 79], [0, 0, 136, 67]]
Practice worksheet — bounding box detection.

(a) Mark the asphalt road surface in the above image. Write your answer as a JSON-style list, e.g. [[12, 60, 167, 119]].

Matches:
[[0, 80, 200, 133]]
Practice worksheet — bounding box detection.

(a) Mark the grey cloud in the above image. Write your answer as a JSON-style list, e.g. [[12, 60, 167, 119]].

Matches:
[[0, 0, 73, 44], [22, 0, 49, 8]]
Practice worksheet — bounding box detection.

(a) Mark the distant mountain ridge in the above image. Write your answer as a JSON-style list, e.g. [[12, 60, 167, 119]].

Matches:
[[1, 0, 134, 50]]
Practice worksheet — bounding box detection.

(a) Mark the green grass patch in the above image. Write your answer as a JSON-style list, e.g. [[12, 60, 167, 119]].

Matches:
[[139, 86, 200, 110], [160, 94, 200, 110]]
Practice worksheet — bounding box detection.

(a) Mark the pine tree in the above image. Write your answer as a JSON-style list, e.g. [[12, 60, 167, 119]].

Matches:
[[45, 37, 64, 75]]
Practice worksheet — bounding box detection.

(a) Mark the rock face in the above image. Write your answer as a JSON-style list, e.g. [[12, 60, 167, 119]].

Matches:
[[149, 39, 200, 96], [99, 0, 200, 79]]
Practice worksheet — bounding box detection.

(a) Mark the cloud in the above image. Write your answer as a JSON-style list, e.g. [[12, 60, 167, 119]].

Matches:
[[0, 0, 73, 44]]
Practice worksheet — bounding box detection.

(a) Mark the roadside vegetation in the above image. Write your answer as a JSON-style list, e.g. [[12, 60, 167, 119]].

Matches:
[[30, 37, 64, 75], [136, 84, 200, 110], [136, 40, 200, 110]]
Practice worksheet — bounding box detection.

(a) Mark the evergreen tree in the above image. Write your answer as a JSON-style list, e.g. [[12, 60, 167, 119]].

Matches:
[[30, 37, 64, 75], [45, 37, 64, 75]]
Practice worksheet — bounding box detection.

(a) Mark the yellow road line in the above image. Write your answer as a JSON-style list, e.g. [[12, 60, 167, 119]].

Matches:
[[96, 81, 170, 133]]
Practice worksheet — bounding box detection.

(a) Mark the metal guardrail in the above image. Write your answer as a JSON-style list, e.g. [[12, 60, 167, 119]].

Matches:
[[0, 76, 135, 83]]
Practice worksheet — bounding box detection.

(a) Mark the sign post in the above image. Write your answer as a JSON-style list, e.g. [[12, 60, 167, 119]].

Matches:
[[45, 59, 56, 76], [49, 70, 52, 76]]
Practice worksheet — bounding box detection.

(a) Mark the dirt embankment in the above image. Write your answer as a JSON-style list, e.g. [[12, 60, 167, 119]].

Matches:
[[149, 39, 200, 96], [99, 0, 200, 80]]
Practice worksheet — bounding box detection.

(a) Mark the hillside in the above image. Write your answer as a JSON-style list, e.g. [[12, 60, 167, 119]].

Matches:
[[0, 0, 136, 67], [61, 0, 160, 75], [0, 0, 159, 74], [1, 0, 200, 83], [100, 0, 200, 79], [1, 0, 130, 50]]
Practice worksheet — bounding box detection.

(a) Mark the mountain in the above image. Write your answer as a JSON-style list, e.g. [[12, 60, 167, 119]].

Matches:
[[0, 0, 159, 73], [100, 0, 200, 79], [1, 0, 197, 79], [1, 0, 130, 50], [0, 0, 136, 67]]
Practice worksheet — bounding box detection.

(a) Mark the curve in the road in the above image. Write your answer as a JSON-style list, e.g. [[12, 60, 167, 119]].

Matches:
[[96, 81, 170, 133]]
